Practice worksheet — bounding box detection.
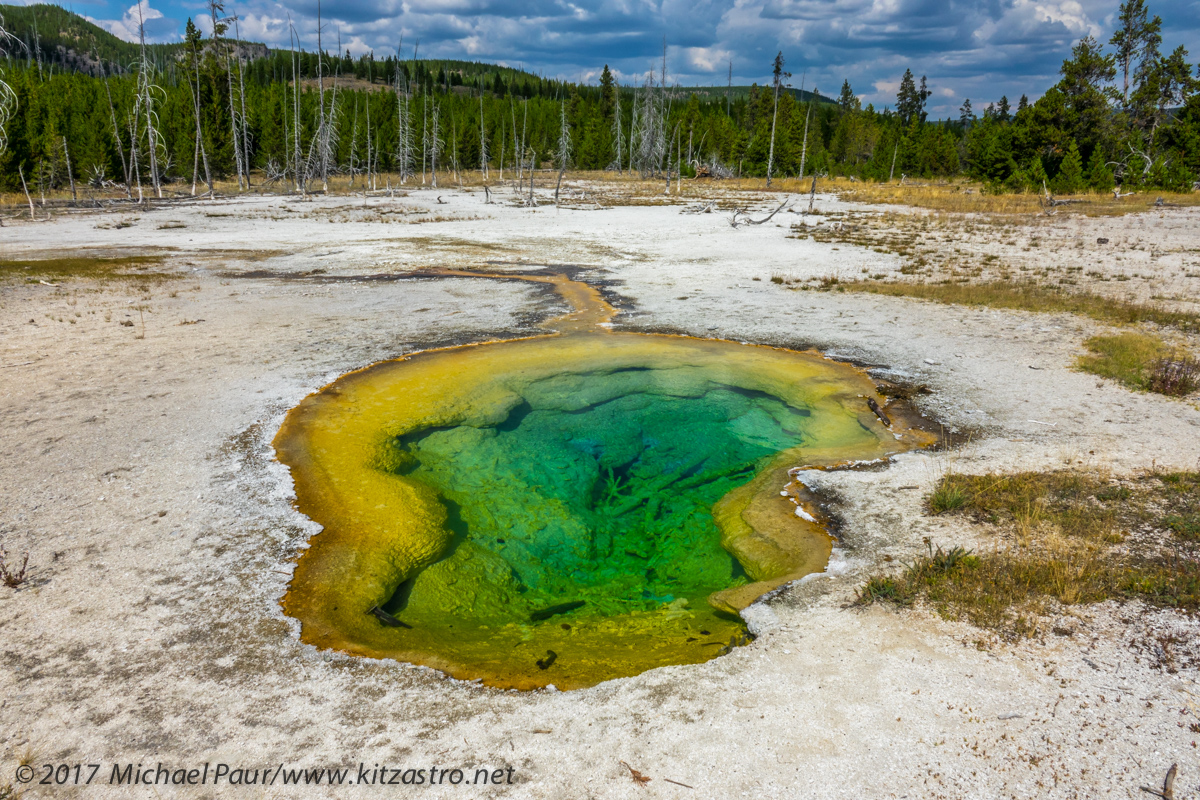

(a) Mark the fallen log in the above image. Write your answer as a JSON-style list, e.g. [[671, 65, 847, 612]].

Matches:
[[867, 397, 892, 427], [730, 196, 790, 227]]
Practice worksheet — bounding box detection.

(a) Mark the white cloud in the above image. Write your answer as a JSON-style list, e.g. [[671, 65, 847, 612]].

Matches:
[[113, 0, 1196, 110], [685, 46, 733, 73], [87, 0, 173, 42], [232, 12, 291, 44]]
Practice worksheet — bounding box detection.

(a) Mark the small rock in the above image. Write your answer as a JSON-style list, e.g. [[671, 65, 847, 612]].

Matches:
[[741, 604, 781, 635], [998, 713, 1022, 720], [1097, 237, 1109, 244]]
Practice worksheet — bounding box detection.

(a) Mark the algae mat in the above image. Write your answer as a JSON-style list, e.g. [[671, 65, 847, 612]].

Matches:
[[276, 326, 932, 690]]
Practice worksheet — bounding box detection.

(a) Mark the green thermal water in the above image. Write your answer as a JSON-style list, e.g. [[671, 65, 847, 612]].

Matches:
[[383, 369, 813, 626], [277, 327, 928, 689]]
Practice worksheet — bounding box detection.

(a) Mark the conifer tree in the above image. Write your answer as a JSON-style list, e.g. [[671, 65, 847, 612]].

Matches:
[[1110, 0, 1162, 105], [1053, 139, 1085, 193], [1056, 36, 1116, 150], [837, 80, 855, 115], [897, 69, 918, 124], [959, 98, 974, 130], [1028, 154, 1049, 188], [599, 64, 616, 121], [997, 95, 1011, 122], [1086, 145, 1115, 191]]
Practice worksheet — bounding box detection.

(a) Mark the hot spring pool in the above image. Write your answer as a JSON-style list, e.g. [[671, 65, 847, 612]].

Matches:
[[275, 325, 932, 689]]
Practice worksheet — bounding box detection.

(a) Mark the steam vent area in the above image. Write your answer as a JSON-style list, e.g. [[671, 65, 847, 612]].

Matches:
[[3, 187, 1199, 798]]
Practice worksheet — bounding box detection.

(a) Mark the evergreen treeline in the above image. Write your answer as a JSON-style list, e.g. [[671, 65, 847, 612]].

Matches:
[[0, 0, 1196, 196]]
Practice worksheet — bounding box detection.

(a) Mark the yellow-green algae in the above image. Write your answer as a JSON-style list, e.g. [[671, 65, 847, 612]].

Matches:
[[276, 275, 932, 690]]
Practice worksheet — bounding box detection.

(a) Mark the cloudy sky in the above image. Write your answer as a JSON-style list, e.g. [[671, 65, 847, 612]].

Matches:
[[54, 0, 1200, 115]]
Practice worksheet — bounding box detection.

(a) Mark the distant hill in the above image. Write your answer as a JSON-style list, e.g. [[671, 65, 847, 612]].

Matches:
[[413, 59, 546, 88], [678, 85, 834, 104], [0, 3, 191, 74], [0, 5, 554, 85]]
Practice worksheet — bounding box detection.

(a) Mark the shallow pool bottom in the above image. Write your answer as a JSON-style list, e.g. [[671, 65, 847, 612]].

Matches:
[[276, 332, 930, 689]]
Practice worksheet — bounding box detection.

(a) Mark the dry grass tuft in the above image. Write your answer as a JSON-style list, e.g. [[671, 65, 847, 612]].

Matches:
[[0, 548, 30, 588], [837, 280, 1200, 334], [832, 179, 1200, 216], [0, 255, 173, 283], [1078, 332, 1199, 396], [856, 470, 1200, 638], [1148, 353, 1200, 397]]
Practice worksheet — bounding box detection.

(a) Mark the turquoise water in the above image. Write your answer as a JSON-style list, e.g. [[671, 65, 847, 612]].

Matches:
[[384, 367, 815, 622]]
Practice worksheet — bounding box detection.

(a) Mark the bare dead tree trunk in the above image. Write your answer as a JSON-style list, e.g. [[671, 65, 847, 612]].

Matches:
[[628, 91, 638, 173], [766, 80, 779, 188], [235, 18, 250, 188], [191, 132, 200, 194], [187, 50, 213, 196], [527, 148, 536, 206], [554, 101, 569, 205], [61, 136, 76, 203], [451, 112, 460, 187], [128, 112, 143, 203], [479, 94, 488, 180], [429, 103, 441, 188], [799, 101, 812, 179], [102, 73, 132, 199], [349, 96, 359, 187], [0, 38, 14, 156], [316, 1, 327, 192], [394, 41, 413, 184], [19, 164, 35, 218], [663, 124, 675, 194], [520, 99, 528, 180], [228, 51, 244, 189], [136, 2, 161, 199], [510, 96, 519, 181], [612, 93, 623, 175], [676, 129, 682, 193], [289, 19, 304, 195], [730, 196, 789, 227], [366, 92, 374, 191], [209, 0, 243, 191]]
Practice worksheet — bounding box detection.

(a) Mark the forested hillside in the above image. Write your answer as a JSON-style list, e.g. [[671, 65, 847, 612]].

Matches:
[[0, 3, 185, 76], [0, 0, 1196, 197]]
